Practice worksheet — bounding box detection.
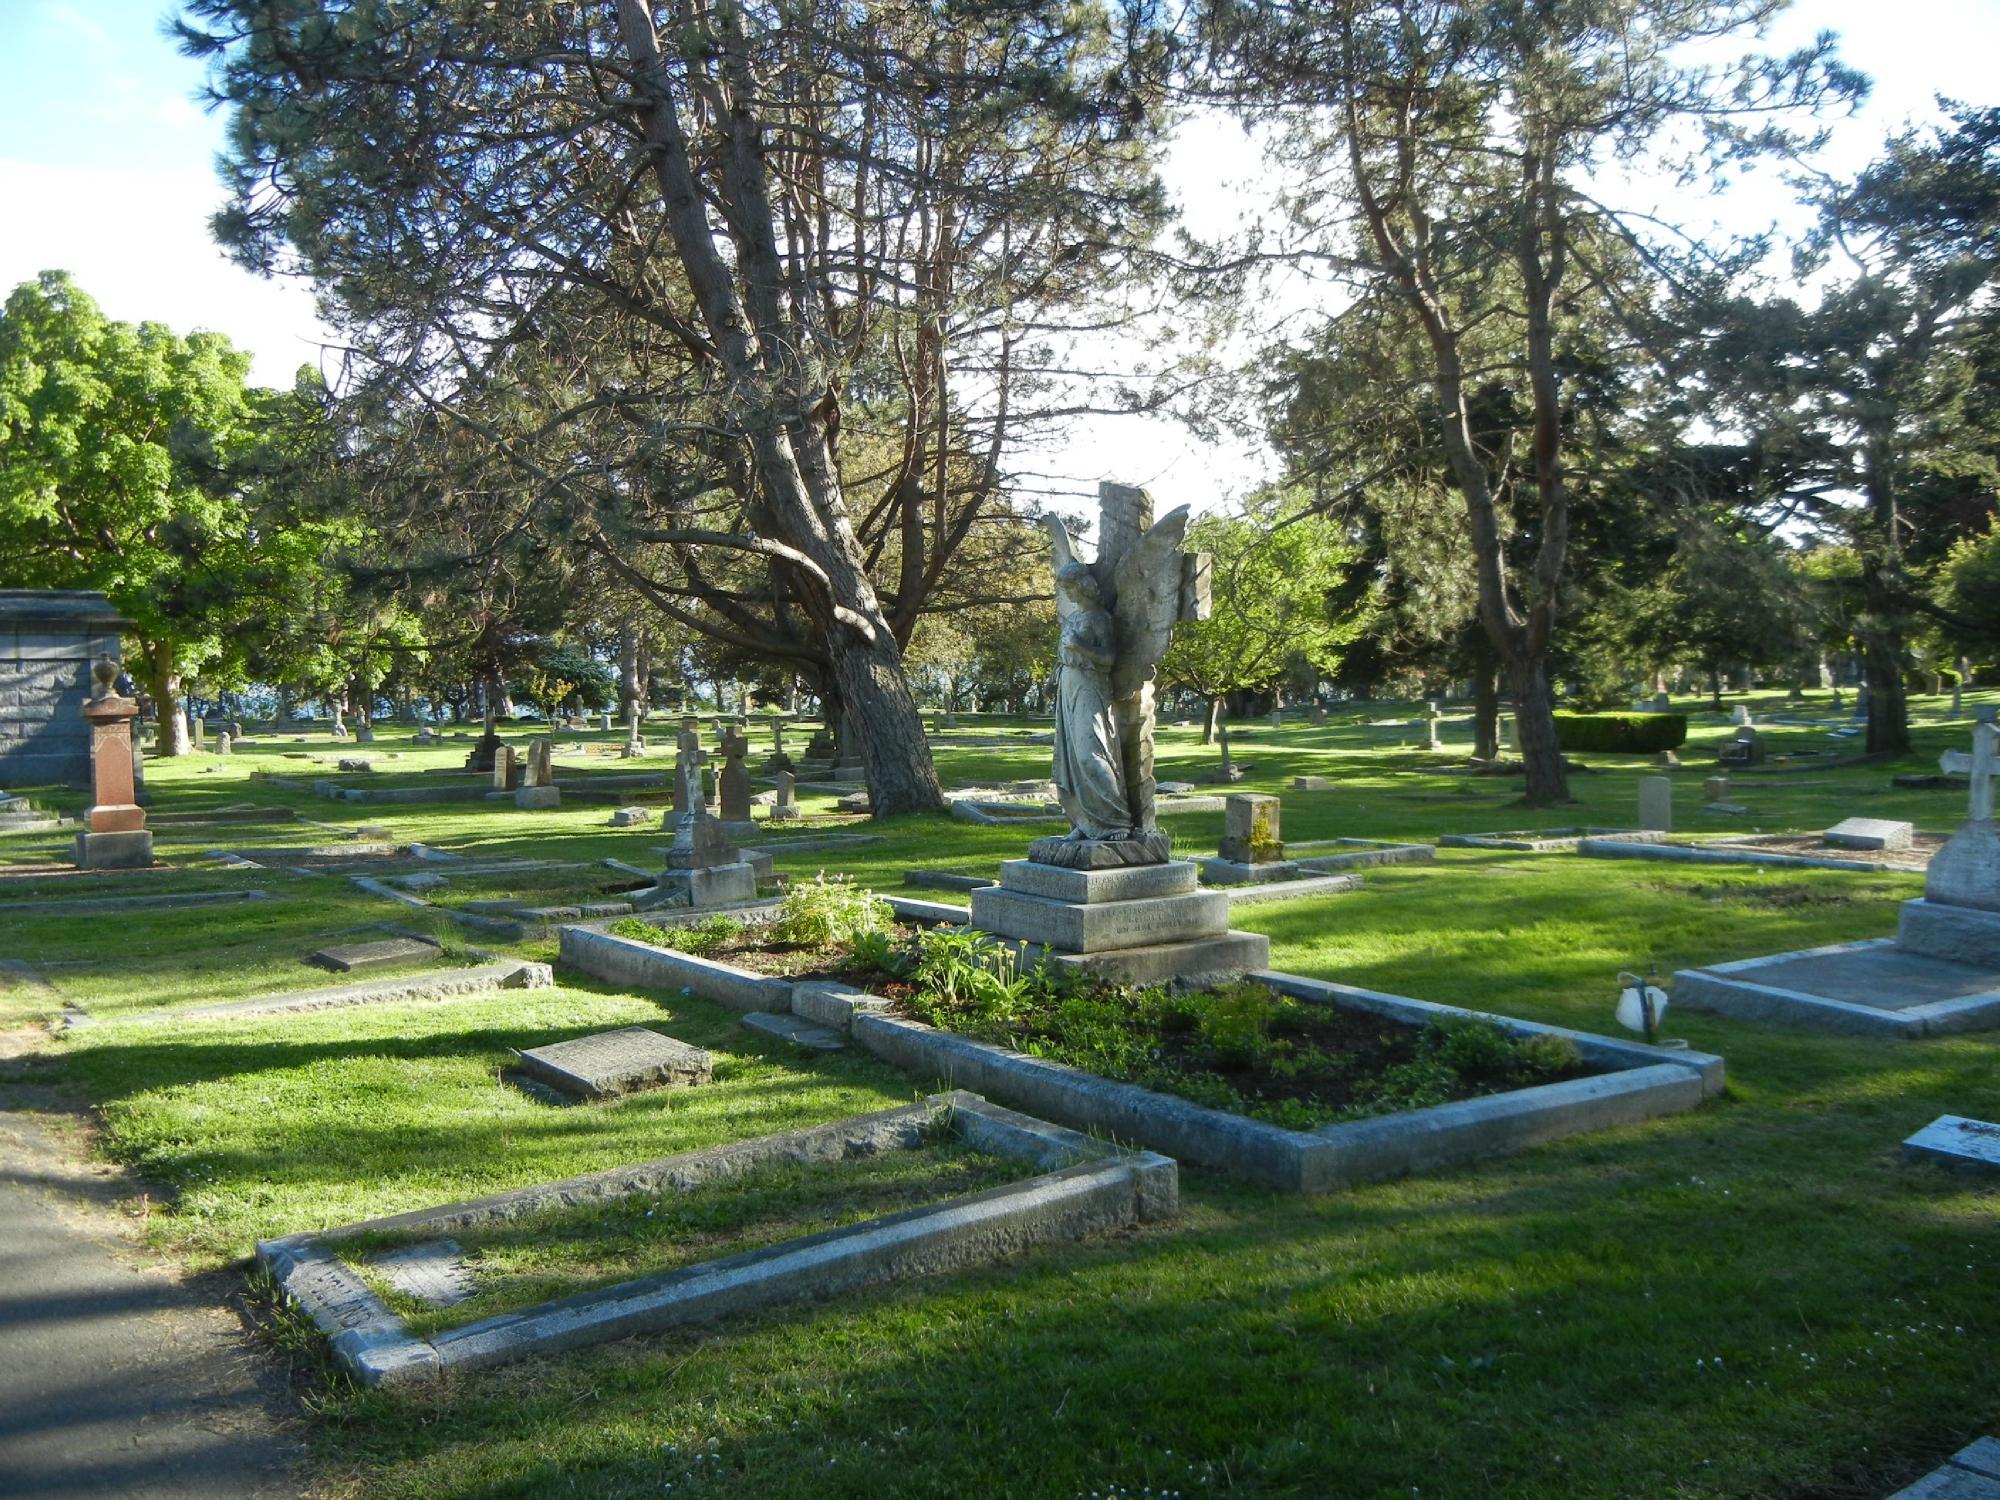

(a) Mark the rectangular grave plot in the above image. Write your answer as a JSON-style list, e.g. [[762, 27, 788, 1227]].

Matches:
[[257, 1092, 1174, 1386], [514, 1027, 713, 1102]]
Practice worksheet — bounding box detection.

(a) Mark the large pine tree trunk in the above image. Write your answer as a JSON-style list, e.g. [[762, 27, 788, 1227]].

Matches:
[[1864, 629, 1911, 756], [619, 622, 642, 724], [1508, 655, 1567, 805], [145, 642, 190, 757]]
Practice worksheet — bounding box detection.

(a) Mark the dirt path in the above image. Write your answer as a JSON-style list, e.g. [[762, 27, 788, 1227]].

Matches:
[[0, 1057, 305, 1499]]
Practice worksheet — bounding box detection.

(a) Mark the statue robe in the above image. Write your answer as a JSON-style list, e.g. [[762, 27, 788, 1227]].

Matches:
[[1051, 607, 1130, 837]]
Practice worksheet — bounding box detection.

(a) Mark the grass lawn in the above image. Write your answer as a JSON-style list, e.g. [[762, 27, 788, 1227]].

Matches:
[[0, 690, 1994, 1497]]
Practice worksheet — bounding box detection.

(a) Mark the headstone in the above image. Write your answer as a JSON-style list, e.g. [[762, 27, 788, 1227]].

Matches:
[[1219, 793, 1283, 864], [608, 806, 649, 827], [769, 720, 788, 766], [1823, 817, 1914, 851], [192, 715, 207, 749], [355, 724, 375, 743], [1497, 714, 1513, 752], [515, 1027, 713, 1101], [1703, 776, 1729, 803], [658, 749, 757, 905], [337, 757, 373, 773], [1922, 725, 2000, 912], [1637, 775, 1672, 832], [770, 769, 800, 821], [73, 656, 152, 869], [1980, 705, 1998, 726], [1853, 683, 1870, 719], [1207, 724, 1244, 783], [623, 704, 644, 759], [1718, 726, 1763, 766], [306, 936, 436, 973], [1731, 704, 1751, 726], [1655, 750, 1679, 768], [601, 710, 614, 732], [719, 727, 751, 820], [217, 731, 232, 756], [1310, 706, 1327, 727], [1902, 1115, 2000, 1176], [515, 736, 560, 807], [1423, 700, 1442, 751], [1832, 687, 1845, 711], [492, 745, 518, 790], [1292, 775, 1331, 791], [1268, 710, 1283, 730], [1651, 691, 1671, 713]]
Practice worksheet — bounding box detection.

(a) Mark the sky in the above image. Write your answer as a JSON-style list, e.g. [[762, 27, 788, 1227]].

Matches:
[[1, 0, 1997, 520]]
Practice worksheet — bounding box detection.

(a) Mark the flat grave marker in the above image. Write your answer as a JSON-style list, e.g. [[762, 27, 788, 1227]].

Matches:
[[1825, 816, 1915, 851], [367, 1239, 476, 1307], [515, 1026, 714, 1101], [1902, 1114, 2000, 1175], [307, 936, 437, 973]]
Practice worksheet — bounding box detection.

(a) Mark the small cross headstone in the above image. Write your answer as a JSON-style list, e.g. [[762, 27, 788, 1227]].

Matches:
[[1971, 722, 1995, 823], [1638, 775, 1672, 831], [719, 728, 751, 820], [1423, 700, 1442, 751], [770, 720, 787, 763]]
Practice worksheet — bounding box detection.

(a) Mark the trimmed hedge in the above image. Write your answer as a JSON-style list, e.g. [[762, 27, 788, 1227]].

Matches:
[[1553, 712, 1687, 754]]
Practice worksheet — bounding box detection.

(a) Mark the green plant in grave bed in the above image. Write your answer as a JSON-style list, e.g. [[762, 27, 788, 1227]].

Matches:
[[606, 914, 743, 957], [771, 872, 892, 948], [1195, 982, 1282, 1066], [846, 927, 909, 977]]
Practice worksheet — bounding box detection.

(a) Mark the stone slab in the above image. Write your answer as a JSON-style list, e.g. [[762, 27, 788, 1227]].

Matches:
[[995, 858, 1196, 904], [72, 829, 153, 869], [513, 785, 561, 810], [1293, 840, 1435, 871], [1223, 873, 1364, 908], [516, 1027, 713, 1101], [1902, 1114, 2000, 1175], [1056, 930, 1272, 987], [1197, 857, 1302, 886], [739, 1010, 845, 1051], [969, 884, 1227, 953], [1824, 816, 1915, 850], [1890, 1466, 2000, 1500], [0, 887, 272, 918], [558, 926, 794, 1013], [1673, 938, 2000, 1037], [1898, 897, 2000, 968], [307, 936, 438, 973], [366, 1239, 476, 1308]]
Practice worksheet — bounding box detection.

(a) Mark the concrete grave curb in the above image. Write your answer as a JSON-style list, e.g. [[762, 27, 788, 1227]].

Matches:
[[1673, 938, 2000, 1037], [1576, 836, 1914, 874], [851, 974, 1722, 1192], [64, 957, 554, 1029], [258, 1092, 1174, 1387]]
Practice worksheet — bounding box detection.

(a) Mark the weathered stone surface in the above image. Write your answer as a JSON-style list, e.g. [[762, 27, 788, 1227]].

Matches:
[[366, 1239, 476, 1307], [72, 829, 154, 869], [338, 758, 375, 774], [656, 861, 757, 908], [1218, 793, 1283, 864], [516, 1027, 713, 1101], [1902, 1114, 2000, 1175], [513, 784, 561, 810], [970, 884, 1227, 953], [1704, 775, 1729, 802], [1197, 856, 1304, 886], [1824, 816, 1914, 850], [1291, 775, 1332, 790], [996, 857, 1196, 905], [0, 591, 129, 788], [308, 937, 437, 973], [1898, 897, 2000, 969], [1025, 831, 1171, 869], [739, 1010, 845, 1051], [1638, 775, 1672, 832], [1925, 819, 2000, 912]]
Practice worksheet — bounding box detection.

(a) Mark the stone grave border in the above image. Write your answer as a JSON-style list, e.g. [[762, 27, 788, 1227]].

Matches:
[[62, 928, 553, 1029], [1439, 827, 1641, 852], [1885, 1438, 2000, 1500], [0, 886, 274, 918], [1575, 833, 1921, 875], [557, 893, 966, 1015], [259, 1091, 1175, 1387], [1672, 938, 2000, 1038], [1206, 872, 1364, 907], [566, 916, 1722, 1192], [1289, 837, 1437, 871]]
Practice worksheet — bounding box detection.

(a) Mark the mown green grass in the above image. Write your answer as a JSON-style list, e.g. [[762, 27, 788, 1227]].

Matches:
[[0, 692, 1994, 1497]]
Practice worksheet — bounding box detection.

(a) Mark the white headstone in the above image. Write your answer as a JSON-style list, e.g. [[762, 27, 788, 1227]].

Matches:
[[1637, 776, 1672, 831]]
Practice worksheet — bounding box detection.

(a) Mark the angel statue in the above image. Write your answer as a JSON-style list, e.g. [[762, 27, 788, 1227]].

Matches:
[[1037, 483, 1210, 868]]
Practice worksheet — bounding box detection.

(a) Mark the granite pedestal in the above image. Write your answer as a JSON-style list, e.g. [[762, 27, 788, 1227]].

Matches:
[[970, 856, 1268, 986]]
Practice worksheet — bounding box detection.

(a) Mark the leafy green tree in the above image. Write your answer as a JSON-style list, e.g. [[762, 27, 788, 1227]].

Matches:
[[0, 272, 258, 754], [1205, 0, 1857, 802], [1161, 492, 1367, 739]]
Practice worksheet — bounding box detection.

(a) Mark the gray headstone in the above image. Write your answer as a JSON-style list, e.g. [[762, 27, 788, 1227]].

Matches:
[[1637, 775, 1672, 832], [1219, 793, 1282, 864], [1823, 817, 1914, 851], [515, 1027, 713, 1101]]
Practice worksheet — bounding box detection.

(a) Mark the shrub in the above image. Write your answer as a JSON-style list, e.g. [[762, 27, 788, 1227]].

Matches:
[[771, 872, 891, 948], [1552, 712, 1686, 753], [1196, 983, 1282, 1066]]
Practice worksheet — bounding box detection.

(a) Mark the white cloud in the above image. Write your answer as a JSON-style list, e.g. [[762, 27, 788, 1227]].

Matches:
[[0, 157, 333, 387]]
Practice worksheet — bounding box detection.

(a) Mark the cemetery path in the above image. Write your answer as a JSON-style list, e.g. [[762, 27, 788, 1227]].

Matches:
[[0, 1081, 305, 1499]]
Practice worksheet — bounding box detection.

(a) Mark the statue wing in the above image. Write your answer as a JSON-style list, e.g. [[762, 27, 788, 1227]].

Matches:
[[1110, 505, 1190, 700], [1040, 513, 1081, 623]]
